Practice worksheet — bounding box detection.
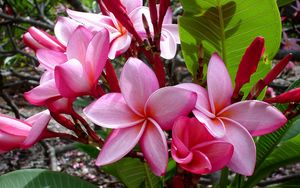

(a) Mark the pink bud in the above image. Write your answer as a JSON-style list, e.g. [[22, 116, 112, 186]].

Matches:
[[233, 37, 265, 98], [265, 88, 300, 104], [27, 27, 65, 52]]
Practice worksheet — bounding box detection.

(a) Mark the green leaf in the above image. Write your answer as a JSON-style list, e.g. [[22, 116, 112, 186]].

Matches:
[[244, 134, 300, 188], [101, 158, 162, 188], [281, 118, 300, 142], [179, 0, 281, 95], [0, 169, 96, 188], [277, 0, 296, 7]]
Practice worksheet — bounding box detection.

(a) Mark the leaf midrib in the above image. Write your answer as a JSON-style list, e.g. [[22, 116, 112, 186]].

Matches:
[[216, 0, 227, 63]]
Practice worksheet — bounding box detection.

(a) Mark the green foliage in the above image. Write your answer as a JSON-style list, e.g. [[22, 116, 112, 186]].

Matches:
[[281, 118, 300, 142], [245, 134, 300, 188], [179, 0, 281, 96], [0, 169, 96, 188], [101, 158, 163, 188]]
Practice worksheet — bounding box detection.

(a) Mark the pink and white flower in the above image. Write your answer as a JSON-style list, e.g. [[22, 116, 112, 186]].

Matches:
[[84, 57, 196, 176], [177, 53, 287, 176]]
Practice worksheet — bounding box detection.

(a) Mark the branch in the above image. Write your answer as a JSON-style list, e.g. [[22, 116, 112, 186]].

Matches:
[[0, 12, 53, 30], [66, 0, 89, 12]]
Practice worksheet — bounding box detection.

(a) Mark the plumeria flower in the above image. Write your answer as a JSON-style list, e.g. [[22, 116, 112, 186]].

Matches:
[[57, 0, 179, 59], [0, 110, 51, 153], [37, 26, 109, 98], [84, 57, 196, 176], [177, 53, 287, 176], [171, 117, 233, 174]]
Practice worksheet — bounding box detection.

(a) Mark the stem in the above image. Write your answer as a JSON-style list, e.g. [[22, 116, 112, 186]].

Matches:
[[105, 60, 121, 92], [50, 112, 76, 132], [43, 130, 88, 144], [71, 111, 103, 146], [219, 168, 229, 188]]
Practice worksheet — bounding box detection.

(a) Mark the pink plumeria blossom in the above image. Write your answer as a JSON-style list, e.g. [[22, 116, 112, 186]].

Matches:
[[171, 117, 233, 174], [58, 0, 179, 59], [84, 57, 196, 176], [177, 53, 287, 176], [0, 110, 51, 153], [35, 26, 109, 98]]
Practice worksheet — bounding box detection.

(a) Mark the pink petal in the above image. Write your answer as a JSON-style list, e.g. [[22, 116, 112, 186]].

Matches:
[[28, 27, 65, 52], [96, 122, 146, 166], [218, 100, 287, 136], [192, 141, 233, 173], [120, 58, 159, 115], [162, 24, 180, 43], [66, 9, 117, 32], [23, 32, 45, 51], [162, 7, 173, 24], [40, 71, 54, 84], [46, 97, 74, 114], [173, 117, 214, 148], [24, 79, 60, 106], [0, 130, 25, 151], [122, 0, 143, 13], [220, 117, 256, 176], [129, 6, 151, 27], [85, 29, 109, 83], [207, 53, 233, 114], [171, 144, 193, 165], [160, 29, 177, 59], [140, 119, 168, 176], [175, 83, 213, 117], [54, 16, 80, 46], [146, 87, 197, 130], [193, 110, 225, 138], [54, 59, 90, 98], [22, 110, 51, 148], [0, 114, 31, 136], [108, 33, 132, 59], [180, 150, 212, 174], [84, 93, 144, 129], [36, 49, 67, 71], [66, 26, 93, 64]]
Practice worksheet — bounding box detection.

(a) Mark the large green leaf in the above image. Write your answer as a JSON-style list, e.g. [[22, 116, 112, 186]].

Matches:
[[101, 157, 162, 188], [0, 169, 96, 188], [244, 134, 300, 188], [179, 0, 281, 95]]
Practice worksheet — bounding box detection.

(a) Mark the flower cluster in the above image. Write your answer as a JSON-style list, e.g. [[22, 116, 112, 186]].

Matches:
[[1, 0, 298, 181]]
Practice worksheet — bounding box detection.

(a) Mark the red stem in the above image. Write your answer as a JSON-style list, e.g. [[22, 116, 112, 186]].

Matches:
[[105, 60, 121, 92], [71, 111, 103, 146], [42, 130, 88, 144]]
